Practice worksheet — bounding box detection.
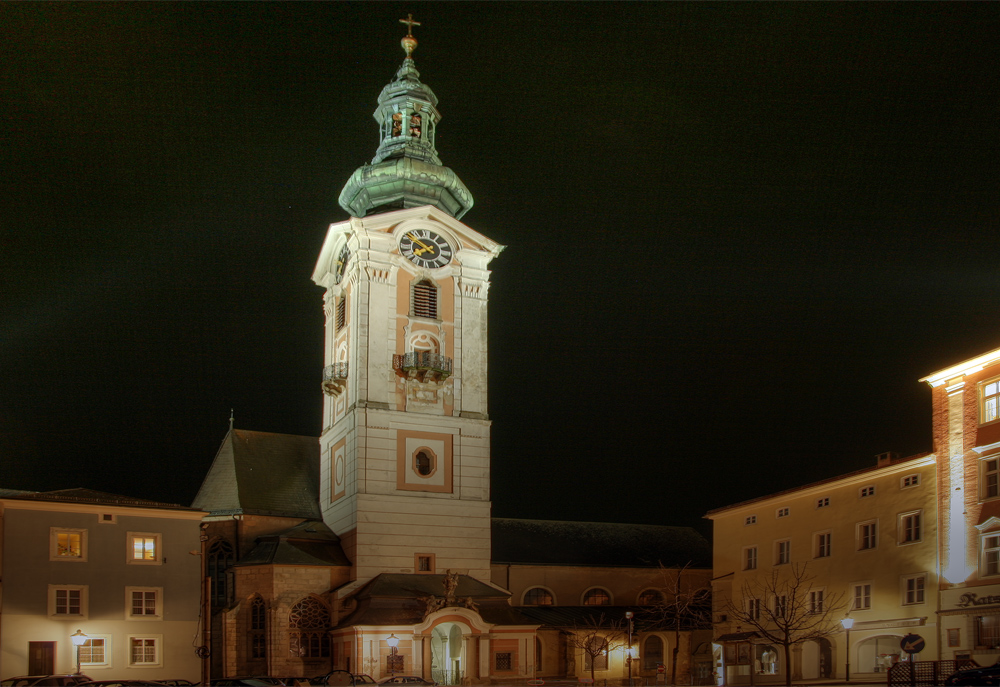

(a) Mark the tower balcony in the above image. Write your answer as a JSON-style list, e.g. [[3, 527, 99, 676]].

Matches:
[[322, 363, 349, 396], [393, 351, 453, 383]]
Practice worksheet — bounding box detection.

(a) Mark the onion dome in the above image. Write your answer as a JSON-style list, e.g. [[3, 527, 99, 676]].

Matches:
[[339, 16, 473, 220]]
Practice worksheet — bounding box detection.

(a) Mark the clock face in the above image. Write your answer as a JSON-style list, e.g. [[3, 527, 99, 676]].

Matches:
[[399, 229, 453, 269], [335, 243, 350, 283]]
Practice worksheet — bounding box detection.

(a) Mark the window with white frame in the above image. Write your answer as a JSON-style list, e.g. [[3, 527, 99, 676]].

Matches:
[[899, 511, 922, 544], [985, 534, 1000, 577], [49, 584, 87, 617], [744, 546, 758, 571], [126, 587, 162, 619], [128, 636, 161, 666], [773, 595, 787, 618], [809, 589, 825, 614], [902, 474, 921, 488], [903, 574, 925, 605], [857, 520, 877, 550], [79, 636, 109, 667], [816, 497, 830, 508], [50, 527, 87, 561], [776, 507, 789, 518], [981, 378, 1000, 424], [815, 532, 831, 558], [746, 598, 762, 621], [985, 458, 1000, 499], [745, 515, 757, 526], [860, 485, 876, 498], [775, 539, 791, 565], [852, 583, 872, 610], [128, 532, 161, 564]]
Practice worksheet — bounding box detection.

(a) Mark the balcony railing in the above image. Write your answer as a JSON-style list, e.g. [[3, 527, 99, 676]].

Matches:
[[322, 363, 348, 396], [393, 351, 453, 383]]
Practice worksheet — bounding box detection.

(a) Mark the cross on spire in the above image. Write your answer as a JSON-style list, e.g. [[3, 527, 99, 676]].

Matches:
[[400, 14, 420, 37]]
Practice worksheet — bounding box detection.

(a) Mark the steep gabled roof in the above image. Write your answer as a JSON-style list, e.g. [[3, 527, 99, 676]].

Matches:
[[192, 429, 320, 518], [492, 518, 711, 569]]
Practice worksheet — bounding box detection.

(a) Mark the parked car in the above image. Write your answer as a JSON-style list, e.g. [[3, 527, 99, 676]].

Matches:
[[2, 677, 93, 687], [314, 672, 372, 686], [352, 677, 376, 685], [376, 677, 436, 686], [945, 664, 1000, 686]]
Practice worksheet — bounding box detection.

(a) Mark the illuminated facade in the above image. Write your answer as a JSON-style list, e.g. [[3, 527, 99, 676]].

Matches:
[[921, 344, 1000, 664], [707, 454, 939, 684]]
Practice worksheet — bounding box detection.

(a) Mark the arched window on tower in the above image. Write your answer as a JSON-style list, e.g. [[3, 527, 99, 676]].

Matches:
[[411, 280, 438, 319], [289, 597, 331, 659], [391, 113, 403, 137], [207, 540, 234, 607], [250, 595, 266, 661], [409, 113, 422, 137]]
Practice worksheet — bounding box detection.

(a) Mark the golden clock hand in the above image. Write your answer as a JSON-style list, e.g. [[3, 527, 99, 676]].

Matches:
[[408, 234, 434, 253]]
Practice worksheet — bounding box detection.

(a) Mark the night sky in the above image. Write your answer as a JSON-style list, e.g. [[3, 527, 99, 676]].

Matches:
[[4, 3, 1000, 534]]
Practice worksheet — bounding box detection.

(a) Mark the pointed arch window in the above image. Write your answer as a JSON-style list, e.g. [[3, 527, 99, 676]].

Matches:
[[250, 595, 266, 660], [207, 540, 234, 607], [411, 280, 438, 319], [289, 597, 330, 659]]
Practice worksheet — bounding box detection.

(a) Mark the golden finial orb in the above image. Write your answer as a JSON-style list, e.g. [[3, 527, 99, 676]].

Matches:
[[399, 14, 420, 58]]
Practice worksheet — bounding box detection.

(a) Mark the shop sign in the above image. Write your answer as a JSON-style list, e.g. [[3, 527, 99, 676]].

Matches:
[[956, 592, 1000, 608]]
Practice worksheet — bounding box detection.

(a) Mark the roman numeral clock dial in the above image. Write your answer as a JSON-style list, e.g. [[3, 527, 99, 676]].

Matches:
[[400, 230, 453, 269]]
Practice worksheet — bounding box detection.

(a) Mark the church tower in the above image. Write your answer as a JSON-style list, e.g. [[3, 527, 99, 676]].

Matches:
[[312, 18, 503, 586]]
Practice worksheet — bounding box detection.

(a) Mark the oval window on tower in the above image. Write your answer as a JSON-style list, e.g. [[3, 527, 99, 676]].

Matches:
[[415, 450, 434, 476]]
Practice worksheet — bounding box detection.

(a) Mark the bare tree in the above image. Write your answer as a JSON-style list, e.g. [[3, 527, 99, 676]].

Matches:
[[564, 613, 628, 683], [640, 562, 712, 685], [725, 563, 845, 687]]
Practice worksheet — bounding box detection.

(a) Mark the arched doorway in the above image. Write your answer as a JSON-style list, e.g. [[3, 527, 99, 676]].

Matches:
[[801, 638, 832, 679], [856, 635, 903, 674], [430, 622, 465, 685]]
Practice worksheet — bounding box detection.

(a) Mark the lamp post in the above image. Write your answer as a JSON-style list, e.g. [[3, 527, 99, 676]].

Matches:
[[387, 633, 400, 677], [70, 629, 88, 675], [625, 611, 634, 687], [840, 617, 854, 682]]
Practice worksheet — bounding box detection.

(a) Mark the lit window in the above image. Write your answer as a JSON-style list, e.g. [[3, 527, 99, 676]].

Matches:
[[982, 379, 1000, 423], [50, 528, 87, 561], [746, 598, 761, 621], [899, 511, 922, 544], [816, 497, 830, 508], [775, 540, 791, 565], [744, 546, 758, 571], [127, 587, 161, 618], [986, 459, 1000, 499], [129, 637, 159, 665], [809, 589, 825, 614], [523, 587, 554, 606], [860, 486, 876, 498], [903, 575, 925, 605], [128, 532, 161, 564], [776, 507, 789, 518], [858, 521, 877, 551], [902, 474, 921, 488], [583, 588, 611, 605], [853, 583, 872, 610], [49, 585, 87, 617], [411, 280, 438, 319], [983, 535, 1000, 577], [745, 515, 757, 526], [815, 532, 831, 558], [80, 637, 108, 666]]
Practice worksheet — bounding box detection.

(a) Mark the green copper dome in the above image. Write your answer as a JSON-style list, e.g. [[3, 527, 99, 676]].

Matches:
[[339, 26, 473, 220]]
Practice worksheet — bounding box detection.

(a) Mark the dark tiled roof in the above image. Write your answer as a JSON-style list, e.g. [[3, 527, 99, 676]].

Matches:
[[237, 520, 351, 567], [0, 487, 194, 510], [515, 606, 635, 629], [492, 518, 711, 569], [192, 429, 321, 518], [355, 573, 508, 600]]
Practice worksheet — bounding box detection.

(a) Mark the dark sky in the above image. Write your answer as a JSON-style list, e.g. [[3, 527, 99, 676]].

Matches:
[[3, 3, 999, 534]]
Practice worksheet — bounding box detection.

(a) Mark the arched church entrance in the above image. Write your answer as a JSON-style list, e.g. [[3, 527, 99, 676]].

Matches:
[[430, 622, 465, 685], [800, 638, 832, 679]]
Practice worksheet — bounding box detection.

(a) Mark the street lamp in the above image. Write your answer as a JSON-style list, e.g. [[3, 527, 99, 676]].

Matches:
[[625, 611, 634, 687], [387, 633, 400, 676], [70, 629, 88, 675], [840, 617, 854, 682]]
